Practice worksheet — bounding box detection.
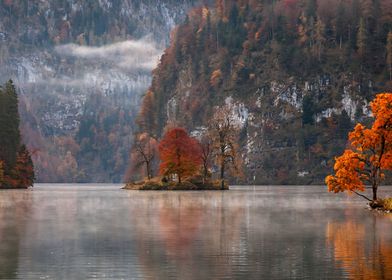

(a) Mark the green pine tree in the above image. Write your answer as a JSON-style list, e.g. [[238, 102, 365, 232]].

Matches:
[[0, 80, 21, 169], [387, 31, 392, 81], [357, 18, 367, 60]]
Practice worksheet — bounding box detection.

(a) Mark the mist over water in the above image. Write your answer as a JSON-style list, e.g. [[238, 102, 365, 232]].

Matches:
[[0, 185, 391, 279]]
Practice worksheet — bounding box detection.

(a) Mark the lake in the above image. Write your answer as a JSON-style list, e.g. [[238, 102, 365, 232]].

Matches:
[[0, 185, 391, 279]]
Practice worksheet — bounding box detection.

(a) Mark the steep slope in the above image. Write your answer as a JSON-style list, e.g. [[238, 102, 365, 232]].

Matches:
[[138, 0, 392, 184], [0, 0, 198, 182]]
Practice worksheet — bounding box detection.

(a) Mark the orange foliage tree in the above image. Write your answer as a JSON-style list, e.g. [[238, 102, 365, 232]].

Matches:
[[159, 128, 202, 183], [326, 93, 392, 202], [326, 219, 392, 280]]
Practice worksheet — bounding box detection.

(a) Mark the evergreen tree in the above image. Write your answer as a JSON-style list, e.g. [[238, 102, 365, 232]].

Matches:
[[350, 0, 361, 48], [0, 80, 20, 169], [387, 31, 392, 81], [335, 1, 346, 49], [298, 13, 309, 46], [357, 18, 367, 60], [302, 95, 314, 125], [0, 81, 35, 188], [0, 161, 4, 187], [308, 17, 315, 48], [337, 110, 352, 138], [314, 19, 326, 61]]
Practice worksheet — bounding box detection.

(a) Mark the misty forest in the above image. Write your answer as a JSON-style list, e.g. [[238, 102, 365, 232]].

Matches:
[[0, 0, 392, 279]]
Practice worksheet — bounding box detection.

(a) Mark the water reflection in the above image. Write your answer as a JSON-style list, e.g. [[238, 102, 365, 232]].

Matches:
[[326, 210, 392, 280], [0, 185, 390, 279], [0, 191, 32, 279], [128, 192, 245, 279]]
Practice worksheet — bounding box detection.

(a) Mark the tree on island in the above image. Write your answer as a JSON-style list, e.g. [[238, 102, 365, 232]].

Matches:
[[159, 127, 202, 183], [131, 132, 158, 180], [326, 93, 392, 202], [209, 104, 241, 190], [199, 133, 213, 183]]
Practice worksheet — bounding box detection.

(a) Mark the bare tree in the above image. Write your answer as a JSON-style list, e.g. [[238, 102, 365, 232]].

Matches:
[[209, 103, 241, 189], [200, 134, 213, 183], [132, 133, 158, 180]]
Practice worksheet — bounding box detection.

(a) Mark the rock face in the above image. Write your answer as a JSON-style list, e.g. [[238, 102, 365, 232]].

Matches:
[[0, 0, 198, 182], [138, 0, 392, 184]]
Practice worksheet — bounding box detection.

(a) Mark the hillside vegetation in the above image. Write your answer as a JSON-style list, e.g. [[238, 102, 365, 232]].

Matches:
[[137, 0, 392, 184], [0, 0, 197, 182]]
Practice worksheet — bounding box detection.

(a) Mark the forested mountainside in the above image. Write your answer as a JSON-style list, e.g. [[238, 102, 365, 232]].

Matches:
[[137, 0, 392, 184], [0, 0, 198, 182], [0, 80, 35, 188]]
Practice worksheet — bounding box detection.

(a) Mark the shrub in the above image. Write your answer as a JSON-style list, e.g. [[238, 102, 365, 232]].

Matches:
[[380, 197, 392, 211]]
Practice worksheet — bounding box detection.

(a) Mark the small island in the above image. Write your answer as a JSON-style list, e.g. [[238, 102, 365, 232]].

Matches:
[[124, 176, 228, 191], [125, 106, 241, 191]]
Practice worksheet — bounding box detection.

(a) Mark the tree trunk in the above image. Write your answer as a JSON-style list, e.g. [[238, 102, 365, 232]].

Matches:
[[146, 162, 151, 180], [372, 183, 378, 201], [220, 162, 225, 190], [203, 164, 208, 184]]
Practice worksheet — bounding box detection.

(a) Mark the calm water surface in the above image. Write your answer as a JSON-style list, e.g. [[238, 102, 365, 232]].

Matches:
[[0, 185, 391, 279]]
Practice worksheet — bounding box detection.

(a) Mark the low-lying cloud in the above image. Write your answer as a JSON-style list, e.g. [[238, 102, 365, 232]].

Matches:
[[55, 38, 162, 71]]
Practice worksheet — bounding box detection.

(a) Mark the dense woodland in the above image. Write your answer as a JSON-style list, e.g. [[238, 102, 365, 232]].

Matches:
[[136, 0, 392, 184], [0, 0, 197, 182], [0, 80, 34, 188]]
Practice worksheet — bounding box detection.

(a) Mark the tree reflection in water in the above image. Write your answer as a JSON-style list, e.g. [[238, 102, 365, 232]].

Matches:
[[129, 192, 245, 279], [0, 190, 32, 279], [326, 211, 392, 280]]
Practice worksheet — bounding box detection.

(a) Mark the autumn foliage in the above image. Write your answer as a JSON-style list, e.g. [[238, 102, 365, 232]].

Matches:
[[7, 145, 35, 188], [158, 128, 202, 183], [327, 218, 392, 279], [326, 93, 392, 201]]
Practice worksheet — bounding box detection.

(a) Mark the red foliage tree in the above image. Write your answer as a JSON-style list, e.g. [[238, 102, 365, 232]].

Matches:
[[159, 128, 202, 183]]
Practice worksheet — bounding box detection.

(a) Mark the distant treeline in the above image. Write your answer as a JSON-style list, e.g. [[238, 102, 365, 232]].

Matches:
[[0, 80, 34, 188]]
